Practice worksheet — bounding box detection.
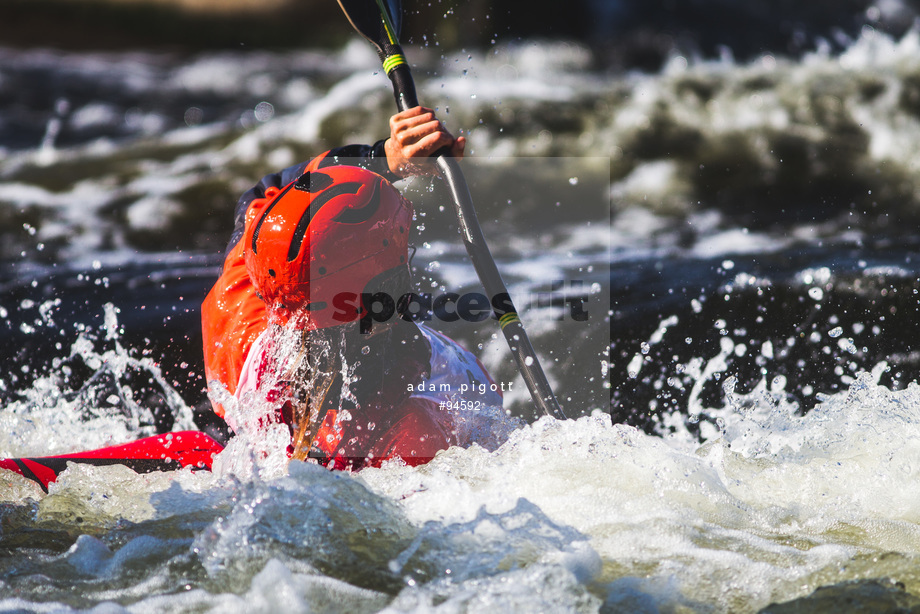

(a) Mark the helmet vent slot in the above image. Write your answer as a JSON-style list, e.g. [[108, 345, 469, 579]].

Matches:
[[250, 182, 296, 255], [287, 182, 362, 262], [333, 180, 382, 224], [294, 171, 334, 193]]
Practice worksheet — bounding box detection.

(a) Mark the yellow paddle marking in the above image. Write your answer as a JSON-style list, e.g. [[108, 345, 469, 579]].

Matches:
[[499, 312, 520, 329]]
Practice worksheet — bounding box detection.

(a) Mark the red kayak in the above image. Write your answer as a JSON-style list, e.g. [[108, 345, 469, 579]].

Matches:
[[0, 431, 224, 492]]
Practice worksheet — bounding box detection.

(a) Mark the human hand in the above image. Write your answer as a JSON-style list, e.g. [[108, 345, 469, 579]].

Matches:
[[385, 106, 466, 178]]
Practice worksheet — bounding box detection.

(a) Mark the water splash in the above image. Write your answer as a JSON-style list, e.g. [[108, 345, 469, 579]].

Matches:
[[0, 302, 196, 458]]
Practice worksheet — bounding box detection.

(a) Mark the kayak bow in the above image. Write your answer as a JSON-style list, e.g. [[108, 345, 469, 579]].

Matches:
[[0, 431, 223, 492]]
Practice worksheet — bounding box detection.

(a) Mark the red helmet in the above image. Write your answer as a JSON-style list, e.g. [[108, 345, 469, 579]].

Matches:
[[243, 165, 412, 330]]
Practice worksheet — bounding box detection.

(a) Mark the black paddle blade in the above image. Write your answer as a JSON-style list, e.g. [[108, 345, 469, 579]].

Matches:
[[336, 0, 402, 55]]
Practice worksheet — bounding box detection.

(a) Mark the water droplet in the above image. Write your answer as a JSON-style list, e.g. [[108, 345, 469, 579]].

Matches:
[[184, 107, 203, 126], [254, 101, 275, 122]]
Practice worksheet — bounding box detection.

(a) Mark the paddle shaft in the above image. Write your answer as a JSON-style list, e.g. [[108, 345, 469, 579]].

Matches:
[[385, 62, 566, 420]]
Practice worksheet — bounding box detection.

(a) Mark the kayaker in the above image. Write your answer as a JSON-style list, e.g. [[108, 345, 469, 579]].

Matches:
[[200, 106, 503, 469], [0, 106, 499, 492]]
